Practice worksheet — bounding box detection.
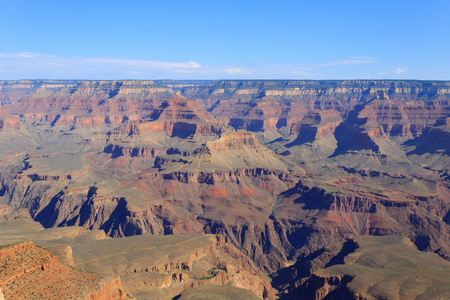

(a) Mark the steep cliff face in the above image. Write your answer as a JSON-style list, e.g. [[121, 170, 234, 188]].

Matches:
[[0, 222, 277, 299], [131, 94, 224, 137], [179, 80, 450, 104], [0, 112, 21, 130], [272, 235, 450, 300], [0, 241, 126, 299], [405, 126, 450, 170], [81, 234, 277, 299], [272, 179, 450, 259], [0, 80, 77, 105], [2, 80, 174, 128], [178, 80, 450, 135], [15, 227, 274, 299]]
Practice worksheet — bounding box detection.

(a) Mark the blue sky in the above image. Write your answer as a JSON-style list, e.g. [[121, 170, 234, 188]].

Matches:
[[0, 0, 449, 80]]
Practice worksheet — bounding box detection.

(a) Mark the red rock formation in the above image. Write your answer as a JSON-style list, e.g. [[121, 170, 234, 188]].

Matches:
[[356, 98, 449, 137], [0, 113, 20, 130], [206, 131, 260, 151], [1, 80, 173, 128], [0, 242, 126, 299], [0, 80, 77, 105]]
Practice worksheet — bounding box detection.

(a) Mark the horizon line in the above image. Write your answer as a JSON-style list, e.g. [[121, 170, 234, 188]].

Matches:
[[1, 78, 449, 82]]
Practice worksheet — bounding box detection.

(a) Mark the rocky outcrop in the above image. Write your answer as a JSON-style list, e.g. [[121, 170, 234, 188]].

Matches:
[[406, 127, 450, 156], [179, 80, 450, 104], [0, 241, 126, 299], [55, 233, 276, 299], [0, 80, 77, 105], [101, 95, 224, 137], [272, 235, 450, 299], [144, 95, 224, 137], [1, 80, 174, 129], [104, 144, 168, 159], [206, 131, 261, 151], [177, 80, 449, 134], [272, 178, 450, 261], [0, 112, 21, 130]]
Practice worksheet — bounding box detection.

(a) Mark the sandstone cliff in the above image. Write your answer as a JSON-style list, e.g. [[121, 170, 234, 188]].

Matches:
[[0, 222, 275, 300], [0, 241, 126, 300]]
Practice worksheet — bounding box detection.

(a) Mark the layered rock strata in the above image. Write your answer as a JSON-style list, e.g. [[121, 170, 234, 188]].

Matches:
[[272, 235, 450, 299], [0, 80, 449, 299], [0, 241, 126, 300]]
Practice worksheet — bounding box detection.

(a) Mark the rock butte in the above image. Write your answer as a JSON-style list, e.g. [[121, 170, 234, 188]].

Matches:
[[0, 79, 449, 299]]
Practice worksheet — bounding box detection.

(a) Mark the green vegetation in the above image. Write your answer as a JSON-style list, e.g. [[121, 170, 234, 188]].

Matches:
[[193, 267, 226, 280]]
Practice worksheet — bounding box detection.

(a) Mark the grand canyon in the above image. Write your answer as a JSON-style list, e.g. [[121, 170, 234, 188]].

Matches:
[[0, 79, 450, 299]]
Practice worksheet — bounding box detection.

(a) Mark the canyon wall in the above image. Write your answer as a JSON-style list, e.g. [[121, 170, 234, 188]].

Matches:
[[0, 79, 449, 298]]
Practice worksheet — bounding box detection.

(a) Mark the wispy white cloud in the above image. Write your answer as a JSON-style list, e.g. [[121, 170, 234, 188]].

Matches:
[[0, 52, 380, 80], [80, 57, 202, 70], [378, 67, 408, 75], [0, 52, 56, 59], [0, 52, 205, 79], [225, 68, 251, 75], [348, 56, 379, 60], [320, 57, 378, 67]]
